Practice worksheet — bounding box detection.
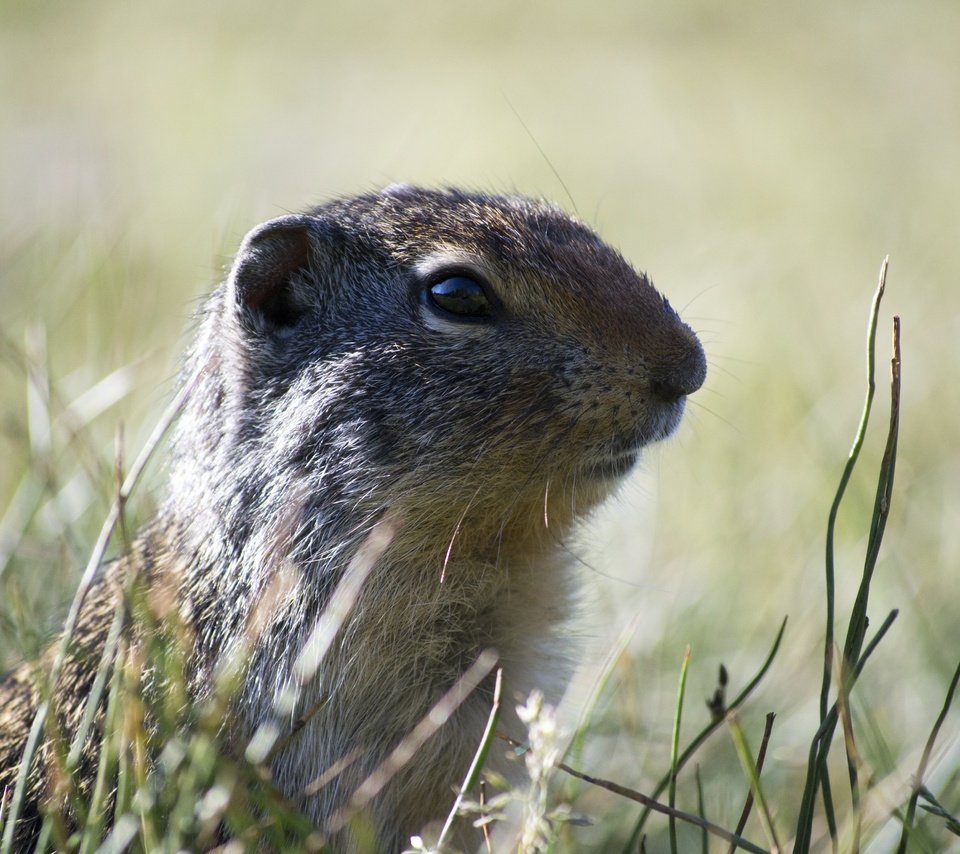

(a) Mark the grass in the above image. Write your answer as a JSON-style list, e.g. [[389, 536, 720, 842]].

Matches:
[[2, 3, 959, 849], [2, 263, 959, 852]]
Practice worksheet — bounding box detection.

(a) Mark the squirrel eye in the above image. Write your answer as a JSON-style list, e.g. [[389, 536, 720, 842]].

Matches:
[[426, 276, 493, 319]]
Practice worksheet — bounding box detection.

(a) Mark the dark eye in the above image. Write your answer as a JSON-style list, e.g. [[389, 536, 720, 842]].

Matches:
[[426, 276, 494, 319]]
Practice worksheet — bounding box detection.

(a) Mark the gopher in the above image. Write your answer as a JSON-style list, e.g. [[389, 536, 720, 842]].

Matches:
[[0, 186, 705, 850]]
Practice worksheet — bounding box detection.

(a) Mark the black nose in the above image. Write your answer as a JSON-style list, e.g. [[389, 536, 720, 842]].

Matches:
[[650, 339, 707, 403]]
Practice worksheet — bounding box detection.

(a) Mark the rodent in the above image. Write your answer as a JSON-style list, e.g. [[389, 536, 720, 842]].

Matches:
[[0, 186, 706, 851]]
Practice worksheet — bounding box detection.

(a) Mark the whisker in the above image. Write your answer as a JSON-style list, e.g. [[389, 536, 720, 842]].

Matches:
[[687, 398, 740, 434], [440, 486, 481, 584]]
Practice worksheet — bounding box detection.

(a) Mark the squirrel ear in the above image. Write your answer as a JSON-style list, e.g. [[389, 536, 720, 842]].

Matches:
[[227, 215, 327, 332]]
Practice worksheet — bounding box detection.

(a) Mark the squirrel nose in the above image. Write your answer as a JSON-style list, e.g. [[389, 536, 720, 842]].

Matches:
[[650, 339, 707, 403]]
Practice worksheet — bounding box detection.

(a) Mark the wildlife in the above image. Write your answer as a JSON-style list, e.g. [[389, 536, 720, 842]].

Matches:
[[0, 186, 706, 850]]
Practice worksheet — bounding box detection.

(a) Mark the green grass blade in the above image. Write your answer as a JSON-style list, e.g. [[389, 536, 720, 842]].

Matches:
[[820, 258, 888, 728], [669, 646, 691, 854], [795, 266, 894, 852], [842, 315, 901, 667]]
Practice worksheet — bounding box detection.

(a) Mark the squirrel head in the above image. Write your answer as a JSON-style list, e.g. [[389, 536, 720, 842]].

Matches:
[[170, 187, 705, 563]]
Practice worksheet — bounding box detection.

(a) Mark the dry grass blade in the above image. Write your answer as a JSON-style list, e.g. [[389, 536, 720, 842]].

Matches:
[[479, 779, 492, 853], [326, 649, 499, 837], [248, 518, 396, 766]]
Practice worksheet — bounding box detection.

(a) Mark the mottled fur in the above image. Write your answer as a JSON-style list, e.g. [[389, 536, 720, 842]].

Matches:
[[0, 187, 705, 851]]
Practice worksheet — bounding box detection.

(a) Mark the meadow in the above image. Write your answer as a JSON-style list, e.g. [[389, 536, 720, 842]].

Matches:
[[2, 2, 959, 850]]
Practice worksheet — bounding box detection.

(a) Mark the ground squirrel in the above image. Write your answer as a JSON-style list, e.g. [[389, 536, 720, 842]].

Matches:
[[0, 186, 705, 850]]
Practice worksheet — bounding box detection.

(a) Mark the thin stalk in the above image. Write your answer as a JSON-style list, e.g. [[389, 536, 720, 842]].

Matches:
[[820, 257, 888, 699], [669, 647, 691, 854], [795, 286, 898, 853], [328, 650, 498, 836], [842, 316, 900, 667]]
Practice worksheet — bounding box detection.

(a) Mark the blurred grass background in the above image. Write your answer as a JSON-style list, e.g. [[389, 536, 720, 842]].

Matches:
[[2, 0, 959, 848]]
